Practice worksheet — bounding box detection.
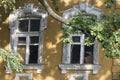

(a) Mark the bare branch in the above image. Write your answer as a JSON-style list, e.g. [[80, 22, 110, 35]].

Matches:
[[38, 0, 68, 24]]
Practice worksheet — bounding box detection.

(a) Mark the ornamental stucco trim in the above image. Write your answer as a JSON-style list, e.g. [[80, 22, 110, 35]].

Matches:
[[59, 64, 100, 74], [9, 3, 48, 30], [62, 2, 103, 27], [70, 73, 88, 80], [14, 73, 33, 80], [59, 2, 102, 74], [8, 3, 48, 74]]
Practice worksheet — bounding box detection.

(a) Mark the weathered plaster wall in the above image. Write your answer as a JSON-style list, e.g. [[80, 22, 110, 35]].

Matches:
[[0, 0, 120, 80]]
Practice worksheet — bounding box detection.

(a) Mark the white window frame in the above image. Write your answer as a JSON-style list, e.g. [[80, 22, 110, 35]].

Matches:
[[59, 2, 103, 74], [14, 73, 33, 80], [14, 18, 42, 65], [8, 3, 48, 73], [65, 31, 85, 64]]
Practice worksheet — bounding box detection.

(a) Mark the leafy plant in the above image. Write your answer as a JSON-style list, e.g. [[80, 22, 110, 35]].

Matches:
[[104, 0, 116, 8], [62, 11, 120, 58], [0, 48, 23, 72], [0, 0, 16, 12]]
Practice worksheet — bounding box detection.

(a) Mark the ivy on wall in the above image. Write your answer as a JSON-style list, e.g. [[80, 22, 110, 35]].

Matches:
[[104, 0, 116, 8], [0, 48, 23, 72], [62, 2, 120, 58]]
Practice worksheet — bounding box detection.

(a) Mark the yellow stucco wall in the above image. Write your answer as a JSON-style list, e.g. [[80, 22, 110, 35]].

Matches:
[[0, 0, 120, 80]]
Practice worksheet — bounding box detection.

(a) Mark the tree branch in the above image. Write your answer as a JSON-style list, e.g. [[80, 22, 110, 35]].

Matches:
[[38, 0, 68, 24]]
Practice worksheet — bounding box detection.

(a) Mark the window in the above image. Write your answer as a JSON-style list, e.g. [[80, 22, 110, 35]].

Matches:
[[70, 73, 88, 80], [9, 3, 47, 73], [14, 73, 33, 80], [59, 2, 102, 74], [15, 18, 41, 65], [69, 33, 94, 64]]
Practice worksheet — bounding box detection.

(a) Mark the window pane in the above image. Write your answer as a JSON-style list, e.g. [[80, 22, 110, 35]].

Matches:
[[18, 37, 26, 43], [17, 45, 26, 64], [72, 36, 80, 42], [84, 45, 93, 64], [30, 36, 39, 44], [30, 20, 40, 31], [70, 45, 81, 64], [29, 45, 38, 64], [19, 20, 28, 32]]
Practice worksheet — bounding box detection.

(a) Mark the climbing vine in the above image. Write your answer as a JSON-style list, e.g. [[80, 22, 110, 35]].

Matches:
[[62, 11, 120, 58], [0, 48, 23, 72], [104, 0, 116, 8]]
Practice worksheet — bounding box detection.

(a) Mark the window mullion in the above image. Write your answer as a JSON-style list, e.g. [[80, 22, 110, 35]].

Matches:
[[80, 34, 85, 64], [26, 20, 30, 64]]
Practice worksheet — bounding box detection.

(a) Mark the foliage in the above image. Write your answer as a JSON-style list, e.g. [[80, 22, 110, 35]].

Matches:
[[104, 0, 116, 8], [62, 11, 120, 58], [0, 48, 23, 72], [0, 0, 16, 12], [51, 0, 59, 11], [0, 0, 16, 21]]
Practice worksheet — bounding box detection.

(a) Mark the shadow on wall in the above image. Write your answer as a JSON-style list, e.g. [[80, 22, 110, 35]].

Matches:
[[0, 0, 120, 80]]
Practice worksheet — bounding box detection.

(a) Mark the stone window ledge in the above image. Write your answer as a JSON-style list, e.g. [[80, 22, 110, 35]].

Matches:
[[59, 64, 100, 74], [6, 64, 44, 74], [22, 64, 44, 73]]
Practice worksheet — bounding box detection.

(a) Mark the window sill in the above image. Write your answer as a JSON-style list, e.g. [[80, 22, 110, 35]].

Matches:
[[59, 64, 100, 74], [23, 64, 44, 73], [6, 64, 44, 74]]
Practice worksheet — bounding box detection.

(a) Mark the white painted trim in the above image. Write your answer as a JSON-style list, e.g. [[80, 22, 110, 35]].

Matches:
[[14, 73, 33, 80], [60, 2, 102, 74], [59, 64, 100, 74], [8, 3, 48, 73], [70, 73, 88, 80]]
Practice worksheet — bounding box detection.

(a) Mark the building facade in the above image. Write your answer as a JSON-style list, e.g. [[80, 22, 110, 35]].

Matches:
[[0, 0, 120, 80]]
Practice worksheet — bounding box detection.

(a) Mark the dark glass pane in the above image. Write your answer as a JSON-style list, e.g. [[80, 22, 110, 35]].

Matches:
[[17, 45, 26, 64], [29, 45, 38, 64], [19, 20, 28, 32], [84, 45, 94, 63], [72, 36, 80, 42], [30, 36, 39, 44], [30, 20, 40, 31], [18, 37, 26, 43], [70, 45, 81, 64]]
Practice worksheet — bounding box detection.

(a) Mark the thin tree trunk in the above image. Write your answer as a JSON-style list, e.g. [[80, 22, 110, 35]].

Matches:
[[38, 0, 68, 24]]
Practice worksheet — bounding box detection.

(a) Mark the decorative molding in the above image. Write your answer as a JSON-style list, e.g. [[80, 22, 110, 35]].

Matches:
[[22, 64, 44, 73], [59, 2, 102, 75], [9, 3, 48, 30], [62, 2, 103, 27], [8, 3, 47, 74], [59, 64, 100, 74], [14, 73, 33, 80], [70, 73, 88, 80]]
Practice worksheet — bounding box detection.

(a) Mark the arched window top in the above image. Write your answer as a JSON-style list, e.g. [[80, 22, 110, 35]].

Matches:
[[8, 3, 47, 73], [63, 2, 103, 23], [15, 3, 47, 18], [9, 3, 48, 30], [59, 2, 101, 75]]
